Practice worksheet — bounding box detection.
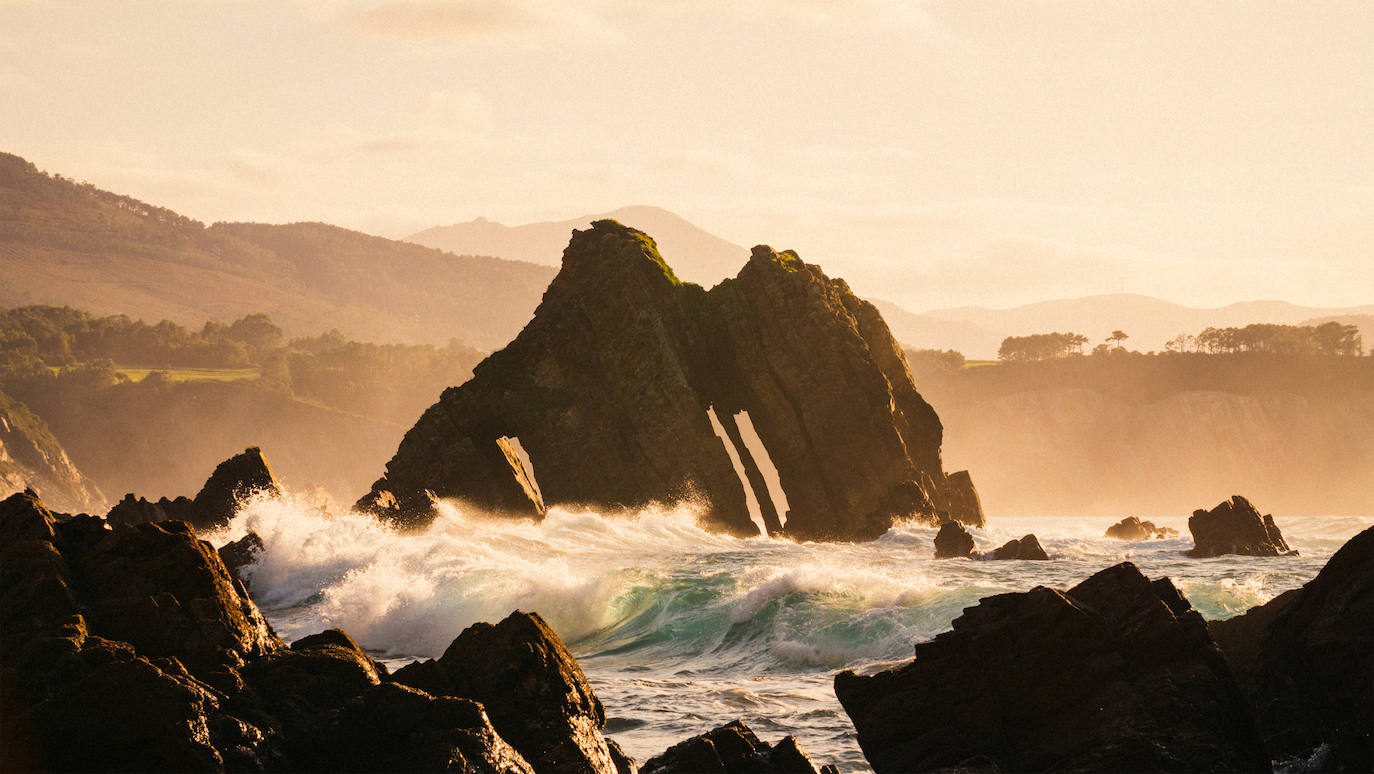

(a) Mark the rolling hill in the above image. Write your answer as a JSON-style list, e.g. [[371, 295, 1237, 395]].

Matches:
[[407, 205, 749, 286], [0, 152, 556, 350]]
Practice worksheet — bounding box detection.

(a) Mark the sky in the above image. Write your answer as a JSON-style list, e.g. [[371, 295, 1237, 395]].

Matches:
[[2, 0, 1372, 312]]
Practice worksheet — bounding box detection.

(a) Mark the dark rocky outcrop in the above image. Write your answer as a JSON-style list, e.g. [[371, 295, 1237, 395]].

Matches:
[[990, 533, 1049, 560], [0, 489, 629, 773], [1188, 495, 1294, 558], [392, 610, 622, 774], [359, 221, 983, 541], [933, 520, 976, 558], [218, 531, 265, 585], [105, 447, 281, 532], [1105, 515, 1177, 540], [1209, 526, 1373, 772], [835, 562, 1269, 773], [641, 720, 837, 774]]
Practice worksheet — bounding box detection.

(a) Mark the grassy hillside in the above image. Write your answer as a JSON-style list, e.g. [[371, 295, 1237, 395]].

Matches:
[[908, 351, 1374, 517], [0, 152, 555, 350]]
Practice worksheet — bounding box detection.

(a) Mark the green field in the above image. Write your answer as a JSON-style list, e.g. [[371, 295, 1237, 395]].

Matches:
[[47, 364, 262, 383], [117, 367, 261, 383], [962, 360, 1000, 369]]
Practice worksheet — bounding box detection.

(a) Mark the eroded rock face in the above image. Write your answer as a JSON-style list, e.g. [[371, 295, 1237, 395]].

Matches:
[[834, 562, 1268, 773], [392, 610, 621, 774], [933, 521, 976, 558], [360, 221, 982, 541], [1188, 495, 1293, 558], [1106, 516, 1177, 540], [1210, 526, 1373, 772], [990, 533, 1049, 560], [641, 720, 837, 774]]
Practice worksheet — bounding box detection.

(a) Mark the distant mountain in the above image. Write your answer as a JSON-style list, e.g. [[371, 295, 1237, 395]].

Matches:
[[407, 205, 749, 286], [867, 299, 1007, 360], [913, 294, 1374, 358], [0, 152, 555, 350]]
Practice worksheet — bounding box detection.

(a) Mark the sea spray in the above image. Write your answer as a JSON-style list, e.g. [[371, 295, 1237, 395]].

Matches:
[[208, 494, 1373, 772]]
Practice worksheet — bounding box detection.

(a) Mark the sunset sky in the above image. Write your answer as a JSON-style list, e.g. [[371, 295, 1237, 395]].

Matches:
[[3, 0, 1371, 311]]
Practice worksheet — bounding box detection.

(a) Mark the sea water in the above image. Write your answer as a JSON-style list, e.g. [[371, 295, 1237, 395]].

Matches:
[[206, 495, 1373, 773]]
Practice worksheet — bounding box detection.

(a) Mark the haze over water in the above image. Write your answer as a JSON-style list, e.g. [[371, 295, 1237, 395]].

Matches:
[[209, 493, 1373, 773]]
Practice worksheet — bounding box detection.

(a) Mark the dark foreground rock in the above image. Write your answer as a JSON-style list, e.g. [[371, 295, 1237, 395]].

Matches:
[[359, 221, 983, 541], [218, 530, 265, 584], [0, 489, 628, 773], [990, 533, 1049, 560], [641, 720, 837, 774], [1209, 525, 1373, 772], [1106, 515, 1176, 540], [933, 520, 976, 558], [834, 562, 1269, 773], [106, 446, 282, 532], [1188, 495, 1293, 557], [393, 611, 623, 774]]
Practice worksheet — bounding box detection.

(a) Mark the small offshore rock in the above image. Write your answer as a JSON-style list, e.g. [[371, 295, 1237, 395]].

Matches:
[[1105, 516, 1176, 540], [933, 521, 975, 559], [990, 534, 1049, 560]]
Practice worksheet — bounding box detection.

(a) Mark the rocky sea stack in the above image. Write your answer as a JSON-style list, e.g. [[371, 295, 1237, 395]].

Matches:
[[360, 221, 982, 541], [105, 446, 282, 532], [1188, 495, 1293, 558]]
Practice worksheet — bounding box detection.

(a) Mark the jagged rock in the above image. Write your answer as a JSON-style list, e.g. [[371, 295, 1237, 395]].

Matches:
[[1106, 516, 1177, 540], [1188, 495, 1294, 558], [0, 390, 105, 513], [360, 221, 983, 541], [218, 530, 264, 584], [990, 533, 1049, 560], [1209, 526, 1373, 771], [104, 446, 281, 532], [190, 446, 281, 530], [392, 610, 621, 774], [641, 720, 837, 774], [933, 521, 975, 558], [835, 562, 1268, 773], [1, 489, 569, 773]]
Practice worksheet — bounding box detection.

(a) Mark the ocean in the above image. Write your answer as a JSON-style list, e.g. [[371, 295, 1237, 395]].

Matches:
[[207, 494, 1373, 773]]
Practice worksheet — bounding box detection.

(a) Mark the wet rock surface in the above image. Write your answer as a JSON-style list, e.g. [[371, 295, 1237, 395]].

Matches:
[[361, 221, 983, 541], [835, 561, 1269, 773], [1188, 495, 1293, 558], [1105, 515, 1177, 540], [990, 533, 1049, 560], [1210, 525, 1373, 772], [0, 489, 630, 773], [641, 720, 837, 774], [933, 520, 976, 558]]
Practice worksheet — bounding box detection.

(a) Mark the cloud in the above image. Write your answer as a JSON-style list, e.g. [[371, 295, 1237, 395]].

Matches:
[[352, 1, 617, 48]]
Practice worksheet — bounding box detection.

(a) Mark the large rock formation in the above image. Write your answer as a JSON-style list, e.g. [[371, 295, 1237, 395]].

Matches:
[[1209, 526, 1373, 772], [105, 446, 281, 532], [0, 489, 629, 773], [834, 562, 1268, 773], [641, 720, 837, 774], [0, 389, 105, 513], [359, 221, 982, 541], [1188, 495, 1294, 558]]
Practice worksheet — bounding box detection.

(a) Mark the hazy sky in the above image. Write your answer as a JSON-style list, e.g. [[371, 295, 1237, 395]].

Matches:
[[3, 0, 1371, 311]]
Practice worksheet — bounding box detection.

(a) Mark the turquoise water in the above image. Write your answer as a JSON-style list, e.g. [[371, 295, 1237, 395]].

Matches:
[[209, 495, 1372, 773]]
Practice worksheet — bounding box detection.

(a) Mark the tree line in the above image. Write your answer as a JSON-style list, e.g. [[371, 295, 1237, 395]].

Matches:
[[995, 322, 1363, 362]]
